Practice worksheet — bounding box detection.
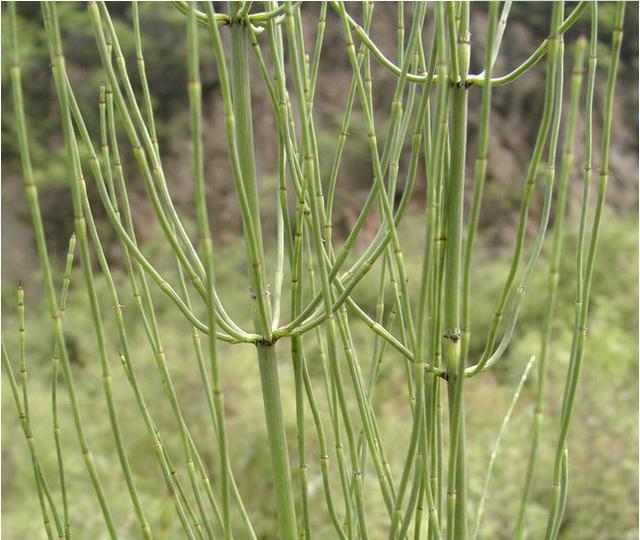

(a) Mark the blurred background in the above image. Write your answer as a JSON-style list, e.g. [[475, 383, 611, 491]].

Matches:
[[2, 2, 638, 539]]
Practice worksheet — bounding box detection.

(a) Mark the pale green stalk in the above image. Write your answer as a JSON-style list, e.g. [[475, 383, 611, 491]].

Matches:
[[304, 246, 352, 538], [17, 283, 27, 423], [103, 81, 233, 540], [45, 4, 154, 536], [2, 342, 58, 540], [13, 5, 117, 535], [544, 4, 626, 537], [66, 11, 226, 538], [468, 4, 566, 380], [278, 3, 434, 350], [10, 282, 68, 538], [52, 234, 76, 540], [132, 1, 159, 154], [87, 3, 253, 343], [387, 11, 448, 538], [443, 2, 471, 537], [308, 2, 328, 105], [337, 2, 586, 87], [472, 356, 536, 540], [118, 72, 216, 539], [397, 2, 404, 66], [514, 35, 587, 539], [187, 6, 229, 536], [282, 4, 370, 533], [8, 26, 57, 537], [7, 4, 626, 539], [461, 1, 498, 368], [325, 4, 374, 227], [128, 33, 234, 526], [489, 1, 512, 70], [96, 4, 205, 283], [335, 0, 425, 359], [204, 4, 297, 538], [92, 2, 253, 343], [98, 1, 209, 287], [292, 5, 436, 532], [466, 3, 564, 378], [423, 12, 452, 536], [469, 2, 587, 86], [282, 11, 318, 536]]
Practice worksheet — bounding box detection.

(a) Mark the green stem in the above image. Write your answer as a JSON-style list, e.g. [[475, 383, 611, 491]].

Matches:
[[443, 0, 470, 531], [257, 344, 298, 540], [544, 3, 625, 537], [514, 35, 586, 540], [472, 356, 536, 539]]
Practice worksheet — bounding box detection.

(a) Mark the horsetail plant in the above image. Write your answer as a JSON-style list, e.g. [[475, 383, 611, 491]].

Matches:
[[4, 2, 626, 539]]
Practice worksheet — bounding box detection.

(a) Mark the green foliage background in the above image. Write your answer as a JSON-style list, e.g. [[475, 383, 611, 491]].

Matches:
[[1, 3, 638, 539]]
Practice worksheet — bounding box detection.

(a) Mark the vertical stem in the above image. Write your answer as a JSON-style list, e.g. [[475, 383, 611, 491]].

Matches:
[[461, 0, 498, 367], [472, 356, 536, 540], [466, 2, 564, 377], [514, 35, 586, 540], [52, 234, 77, 540], [46, 5, 153, 537], [2, 343, 58, 540], [187, 5, 231, 537], [213, 3, 296, 537], [13, 5, 117, 537], [444, 2, 470, 536], [544, 3, 625, 538], [228, 2, 267, 271], [17, 282, 28, 423], [257, 344, 299, 540]]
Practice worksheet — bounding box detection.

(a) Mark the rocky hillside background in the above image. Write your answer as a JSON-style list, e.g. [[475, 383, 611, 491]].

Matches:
[[1, 2, 638, 284]]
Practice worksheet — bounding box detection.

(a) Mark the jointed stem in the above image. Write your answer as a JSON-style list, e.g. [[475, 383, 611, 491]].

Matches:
[[6, 3, 626, 539], [514, 35, 587, 539], [544, 3, 626, 537]]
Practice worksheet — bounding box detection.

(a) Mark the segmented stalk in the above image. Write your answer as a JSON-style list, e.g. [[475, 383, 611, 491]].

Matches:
[[514, 35, 587, 539], [6, 4, 626, 539], [543, 3, 626, 537]]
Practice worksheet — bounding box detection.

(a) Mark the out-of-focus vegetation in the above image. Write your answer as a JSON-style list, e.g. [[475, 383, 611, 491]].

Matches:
[[2, 2, 638, 260], [2, 3, 638, 539], [2, 212, 637, 539]]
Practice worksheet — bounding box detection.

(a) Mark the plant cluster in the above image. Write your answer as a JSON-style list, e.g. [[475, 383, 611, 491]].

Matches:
[[4, 2, 626, 539]]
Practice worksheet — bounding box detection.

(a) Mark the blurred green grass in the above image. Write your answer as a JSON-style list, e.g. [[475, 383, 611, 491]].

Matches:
[[2, 209, 637, 539]]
